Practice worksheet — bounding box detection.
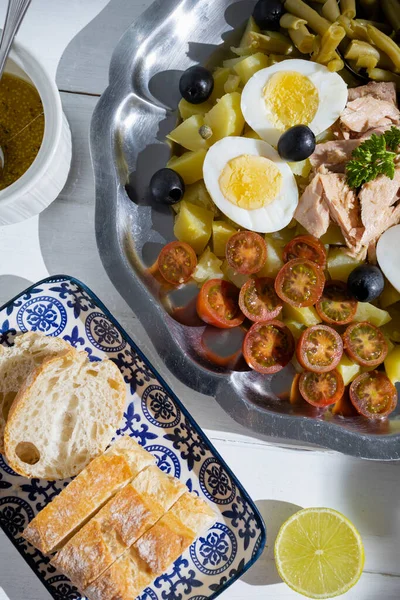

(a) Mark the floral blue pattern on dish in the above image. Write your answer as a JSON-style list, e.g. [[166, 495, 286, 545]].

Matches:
[[0, 276, 266, 600]]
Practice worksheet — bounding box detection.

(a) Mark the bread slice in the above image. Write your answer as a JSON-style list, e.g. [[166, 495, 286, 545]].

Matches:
[[0, 332, 74, 452], [23, 436, 155, 554], [4, 350, 127, 479], [52, 466, 187, 590], [84, 492, 217, 600]]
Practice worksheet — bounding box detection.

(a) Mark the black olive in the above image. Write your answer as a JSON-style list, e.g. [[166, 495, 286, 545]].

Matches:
[[252, 0, 284, 30], [277, 125, 316, 162], [179, 66, 214, 105], [347, 265, 385, 302], [149, 168, 185, 205]]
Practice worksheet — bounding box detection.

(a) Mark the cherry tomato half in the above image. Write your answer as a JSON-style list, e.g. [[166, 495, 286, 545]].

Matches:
[[283, 235, 327, 268], [316, 281, 358, 325], [243, 320, 295, 374], [226, 232, 267, 275], [343, 321, 388, 367], [239, 277, 282, 322], [197, 279, 245, 329], [274, 258, 325, 308], [299, 369, 344, 407], [158, 241, 197, 285], [296, 325, 343, 373], [350, 371, 397, 418]]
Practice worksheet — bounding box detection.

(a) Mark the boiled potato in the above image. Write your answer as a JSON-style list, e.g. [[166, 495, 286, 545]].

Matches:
[[167, 149, 207, 185], [327, 247, 363, 282], [384, 345, 400, 385], [174, 200, 213, 254], [178, 98, 212, 120], [167, 115, 208, 152], [283, 319, 305, 341], [174, 180, 218, 215], [221, 260, 249, 288], [212, 221, 237, 256], [320, 224, 345, 246], [353, 302, 391, 327], [337, 355, 361, 386], [204, 92, 245, 144], [283, 304, 321, 326], [210, 68, 231, 103], [233, 53, 269, 85], [257, 237, 284, 278], [192, 247, 223, 283], [240, 16, 260, 47], [223, 57, 244, 69], [224, 74, 241, 94], [288, 159, 312, 178], [380, 279, 400, 309], [382, 303, 400, 341]]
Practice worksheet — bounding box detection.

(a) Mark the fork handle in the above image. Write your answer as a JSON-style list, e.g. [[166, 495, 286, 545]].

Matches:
[[0, 0, 32, 80]]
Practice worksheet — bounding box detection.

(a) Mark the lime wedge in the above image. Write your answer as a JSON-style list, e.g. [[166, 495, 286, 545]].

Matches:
[[274, 507, 365, 599]]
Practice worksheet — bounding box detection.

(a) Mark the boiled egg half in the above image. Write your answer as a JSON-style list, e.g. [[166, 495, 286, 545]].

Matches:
[[203, 136, 298, 232], [241, 59, 348, 147]]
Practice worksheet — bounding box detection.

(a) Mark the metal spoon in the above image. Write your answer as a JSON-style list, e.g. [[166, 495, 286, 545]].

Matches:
[[0, 0, 32, 169]]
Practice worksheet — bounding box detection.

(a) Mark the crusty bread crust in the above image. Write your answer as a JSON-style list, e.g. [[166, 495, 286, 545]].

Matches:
[[84, 492, 217, 600], [0, 332, 74, 452], [4, 350, 127, 479], [23, 436, 155, 554], [51, 466, 186, 590]]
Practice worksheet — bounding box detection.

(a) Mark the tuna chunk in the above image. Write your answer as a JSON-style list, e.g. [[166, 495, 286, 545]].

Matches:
[[310, 139, 361, 173], [347, 81, 397, 105], [359, 167, 400, 247], [294, 174, 330, 238], [340, 96, 400, 134], [347, 81, 397, 106], [319, 172, 364, 254]]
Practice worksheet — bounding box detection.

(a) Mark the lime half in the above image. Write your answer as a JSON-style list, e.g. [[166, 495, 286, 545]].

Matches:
[[274, 507, 365, 599]]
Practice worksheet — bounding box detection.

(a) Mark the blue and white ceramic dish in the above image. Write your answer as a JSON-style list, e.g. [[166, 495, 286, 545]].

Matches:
[[0, 275, 266, 600]]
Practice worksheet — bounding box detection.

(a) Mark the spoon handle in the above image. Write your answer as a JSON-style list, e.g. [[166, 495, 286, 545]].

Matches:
[[0, 0, 32, 81]]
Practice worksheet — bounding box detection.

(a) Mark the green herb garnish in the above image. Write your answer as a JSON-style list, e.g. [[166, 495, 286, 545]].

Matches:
[[346, 126, 399, 189]]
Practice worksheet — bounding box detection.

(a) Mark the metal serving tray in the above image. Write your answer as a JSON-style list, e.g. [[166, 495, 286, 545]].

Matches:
[[90, 0, 400, 460]]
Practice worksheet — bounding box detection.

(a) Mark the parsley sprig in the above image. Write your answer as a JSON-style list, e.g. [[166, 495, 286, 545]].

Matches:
[[346, 126, 400, 189]]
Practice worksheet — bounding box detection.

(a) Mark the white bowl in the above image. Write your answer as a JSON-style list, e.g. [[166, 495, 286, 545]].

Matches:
[[0, 39, 72, 225]]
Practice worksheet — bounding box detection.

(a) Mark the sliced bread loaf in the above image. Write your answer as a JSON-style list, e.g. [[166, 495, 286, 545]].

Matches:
[[4, 350, 126, 479], [0, 332, 74, 453]]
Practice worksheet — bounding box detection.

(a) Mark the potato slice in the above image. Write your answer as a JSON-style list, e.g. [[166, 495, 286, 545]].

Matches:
[[384, 345, 400, 385], [167, 115, 208, 152], [210, 68, 231, 103], [167, 149, 207, 185], [221, 260, 249, 288], [353, 302, 391, 327], [283, 304, 321, 327], [192, 247, 223, 283], [256, 237, 284, 278], [174, 200, 213, 254], [327, 247, 363, 282], [178, 98, 212, 120], [336, 354, 361, 386], [283, 319, 305, 341], [224, 74, 241, 94], [380, 279, 400, 309], [212, 221, 237, 257], [204, 92, 245, 144], [233, 52, 269, 85]]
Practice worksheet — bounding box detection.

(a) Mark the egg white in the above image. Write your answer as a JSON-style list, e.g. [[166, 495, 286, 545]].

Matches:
[[203, 136, 298, 233], [241, 59, 348, 147]]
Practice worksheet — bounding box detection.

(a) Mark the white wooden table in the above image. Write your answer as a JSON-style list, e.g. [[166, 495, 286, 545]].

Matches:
[[0, 2, 399, 599]]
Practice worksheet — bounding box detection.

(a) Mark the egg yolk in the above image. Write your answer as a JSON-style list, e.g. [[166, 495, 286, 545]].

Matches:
[[219, 154, 282, 210], [263, 71, 319, 131]]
